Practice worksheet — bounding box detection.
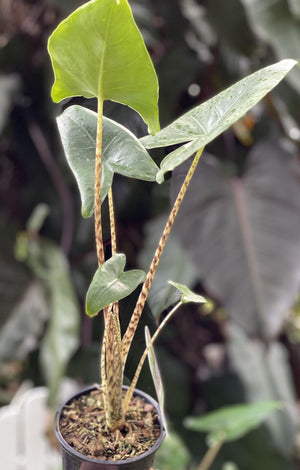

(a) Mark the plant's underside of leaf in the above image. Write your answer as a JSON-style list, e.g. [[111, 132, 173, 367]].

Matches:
[[48, 0, 159, 134], [86, 253, 146, 316], [228, 325, 298, 455], [171, 141, 300, 339], [140, 59, 296, 181], [57, 105, 158, 217]]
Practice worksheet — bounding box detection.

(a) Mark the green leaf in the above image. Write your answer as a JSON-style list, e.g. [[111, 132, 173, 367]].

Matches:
[[0, 281, 48, 361], [140, 59, 296, 182], [57, 105, 158, 217], [86, 253, 146, 316], [168, 281, 206, 304], [48, 0, 159, 134], [16, 234, 80, 408], [184, 401, 282, 444], [39, 240, 80, 408]]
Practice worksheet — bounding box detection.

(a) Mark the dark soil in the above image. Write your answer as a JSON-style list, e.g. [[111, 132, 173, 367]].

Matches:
[[59, 388, 161, 461]]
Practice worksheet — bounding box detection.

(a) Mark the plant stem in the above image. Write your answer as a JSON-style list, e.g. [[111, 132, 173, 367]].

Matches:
[[95, 99, 105, 267], [108, 187, 120, 321], [121, 148, 204, 365], [95, 110, 123, 429], [108, 187, 117, 256], [197, 441, 223, 470], [105, 309, 123, 430], [123, 301, 182, 415]]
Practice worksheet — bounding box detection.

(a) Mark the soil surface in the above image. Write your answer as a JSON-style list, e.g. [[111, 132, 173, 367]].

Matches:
[[59, 388, 161, 461]]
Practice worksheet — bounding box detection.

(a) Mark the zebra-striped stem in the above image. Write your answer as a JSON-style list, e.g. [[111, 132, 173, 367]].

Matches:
[[121, 148, 204, 366]]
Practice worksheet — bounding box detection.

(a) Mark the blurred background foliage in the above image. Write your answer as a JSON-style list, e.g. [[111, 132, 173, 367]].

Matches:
[[0, 0, 300, 469]]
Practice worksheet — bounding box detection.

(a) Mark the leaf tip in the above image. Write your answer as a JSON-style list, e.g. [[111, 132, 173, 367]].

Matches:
[[156, 169, 165, 184]]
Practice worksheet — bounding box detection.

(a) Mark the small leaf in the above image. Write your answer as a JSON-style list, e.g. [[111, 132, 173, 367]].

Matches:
[[57, 105, 159, 217], [86, 253, 146, 316], [48, 0, 159, 134], [140, 59, 296, 181], [168, 281, 206, 304], [184, 401, 282, 444]]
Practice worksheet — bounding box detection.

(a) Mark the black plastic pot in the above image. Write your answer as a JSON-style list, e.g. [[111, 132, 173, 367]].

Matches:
[[55, 385, 166, 470]]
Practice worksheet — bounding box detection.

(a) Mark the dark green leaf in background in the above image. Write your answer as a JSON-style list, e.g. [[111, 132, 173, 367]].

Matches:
[[0, 281, 48, 361], [240, 0, 300, 93], [15, 229, 80, 408], [171, 142, 300, 339], [37, 241, 80, 408], [184, 400, 282, 445]]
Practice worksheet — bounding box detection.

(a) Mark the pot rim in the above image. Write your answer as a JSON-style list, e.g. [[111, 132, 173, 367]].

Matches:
[[55, 384, 166, 466]]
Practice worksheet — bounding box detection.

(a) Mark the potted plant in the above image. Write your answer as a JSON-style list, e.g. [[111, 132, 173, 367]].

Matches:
[[47, 0, 296, 467]]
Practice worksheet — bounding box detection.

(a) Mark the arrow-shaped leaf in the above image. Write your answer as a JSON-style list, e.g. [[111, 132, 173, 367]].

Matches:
[[48, 0, 159, 134], [184, 401, 282, 445], [140, 59, 296, 182], [57, 105, 158, 217], [168, 281, 206, 304], [86, 253, 146, 316]]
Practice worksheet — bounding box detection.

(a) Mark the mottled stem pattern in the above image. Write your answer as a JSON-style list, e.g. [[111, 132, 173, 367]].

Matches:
[[121, 148, 204, 365], [95, 103, 123, 429], [108, 187, 120, 320], [105, 187, 123, 430], [95, 100, 105, 268], [105, 308, 123, 430]]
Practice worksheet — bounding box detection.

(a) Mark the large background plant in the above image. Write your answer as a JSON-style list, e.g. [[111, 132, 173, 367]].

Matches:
[[1, 0, 300, 469]]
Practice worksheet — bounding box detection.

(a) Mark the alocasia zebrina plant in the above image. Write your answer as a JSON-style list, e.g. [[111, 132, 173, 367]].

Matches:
[[48, 0, 296, 433]]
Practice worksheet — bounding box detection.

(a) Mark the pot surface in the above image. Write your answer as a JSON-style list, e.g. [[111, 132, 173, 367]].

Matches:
[[56, 385, 166, 470]]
